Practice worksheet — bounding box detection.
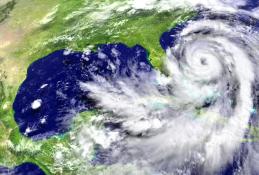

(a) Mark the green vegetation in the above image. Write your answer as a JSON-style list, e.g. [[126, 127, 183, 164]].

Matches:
[[0, 0, 16, 23], [1, 1, 259, 174], [0, 0, 196, 174]]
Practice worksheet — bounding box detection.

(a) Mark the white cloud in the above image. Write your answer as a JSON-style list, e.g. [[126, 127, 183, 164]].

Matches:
[[76, 11, 259, 174]]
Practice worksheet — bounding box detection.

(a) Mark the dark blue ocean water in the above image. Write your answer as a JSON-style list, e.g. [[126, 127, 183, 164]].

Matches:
[[0, 163, 45, 175], [8, 5, 259, 175], [239, 0, 259, 10], [9, 44, 153, 175], [13, 43, 153, 139], [160, 11, 259, 175]]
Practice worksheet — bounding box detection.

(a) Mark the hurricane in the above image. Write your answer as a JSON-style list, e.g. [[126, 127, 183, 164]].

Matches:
[[77, 8, 259, 175], [8, 1, 259, 175]]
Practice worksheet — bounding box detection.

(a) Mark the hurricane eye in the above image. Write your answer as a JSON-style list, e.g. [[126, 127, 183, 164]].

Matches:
[[200, 57, 208, 65]]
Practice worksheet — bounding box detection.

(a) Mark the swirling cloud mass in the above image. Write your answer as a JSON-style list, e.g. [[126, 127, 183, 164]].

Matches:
[[11, 0, 259, 175], [78, 3, 259, 175]]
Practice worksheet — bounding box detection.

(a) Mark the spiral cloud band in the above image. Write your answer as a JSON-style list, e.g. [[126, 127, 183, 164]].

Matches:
[[163, 11, 259, 174], [78, 11, 259, 175], [12, 1, 259, 174]]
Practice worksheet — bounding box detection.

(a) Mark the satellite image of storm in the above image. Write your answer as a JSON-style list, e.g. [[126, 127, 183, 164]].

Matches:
[[2, 0, 259, 175]]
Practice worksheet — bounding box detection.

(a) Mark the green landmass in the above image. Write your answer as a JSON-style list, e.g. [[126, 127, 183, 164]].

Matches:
[[1, 1, 259, 174], [0, 0, 197, 174], [0, 0, 16, 23]]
